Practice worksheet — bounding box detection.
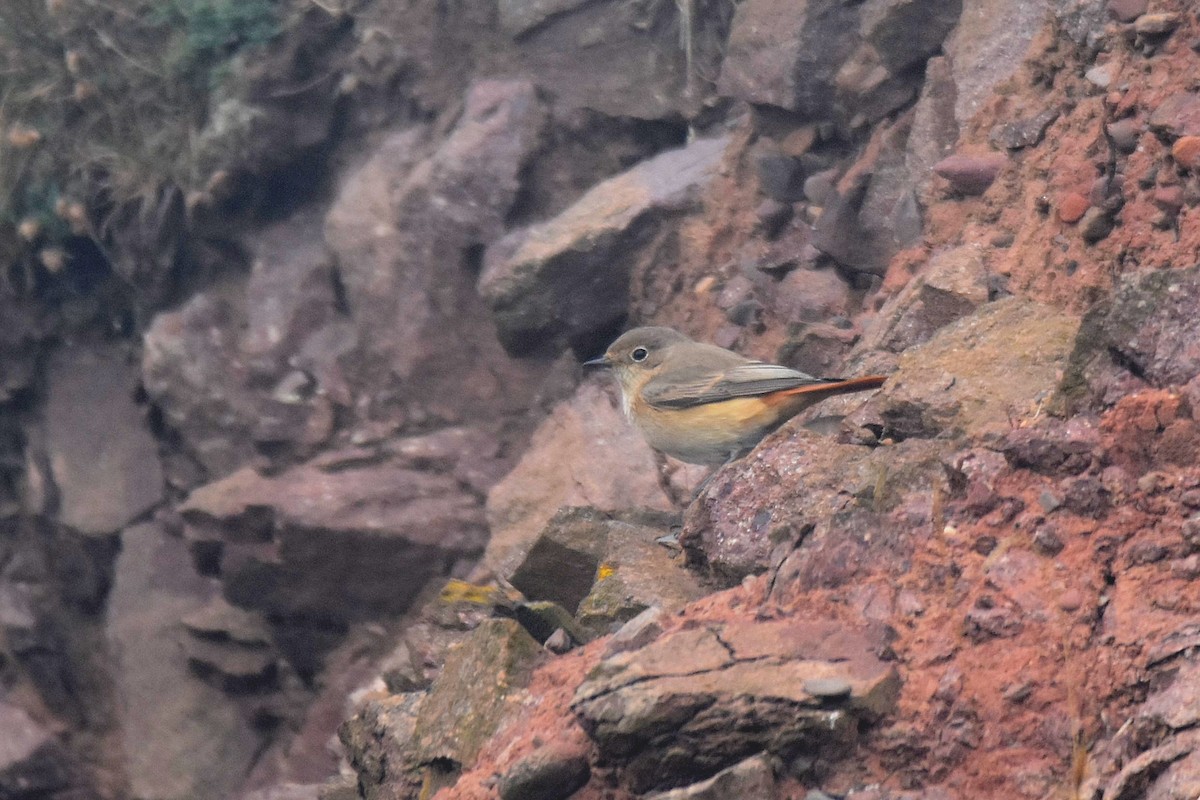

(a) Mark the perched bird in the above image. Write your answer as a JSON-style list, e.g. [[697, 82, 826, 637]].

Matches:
[[586, 326, 886, 466]]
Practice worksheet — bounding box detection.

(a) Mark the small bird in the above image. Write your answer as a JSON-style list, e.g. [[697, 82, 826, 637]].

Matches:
[[586, 326, 886, 466]]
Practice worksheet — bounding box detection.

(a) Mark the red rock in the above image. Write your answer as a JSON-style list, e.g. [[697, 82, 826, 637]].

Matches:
[[932, 153, 1008, 195], [1056, 192, 1090, 223], [1171, 135, 1200, 171], [1107, 0, 1147, 23]]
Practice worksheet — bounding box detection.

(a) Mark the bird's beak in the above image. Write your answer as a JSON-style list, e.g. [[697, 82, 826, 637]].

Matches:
[[583, 355, 610, 368]]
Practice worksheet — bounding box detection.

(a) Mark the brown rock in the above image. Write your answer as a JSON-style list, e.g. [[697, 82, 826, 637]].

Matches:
[[1056, 192, 1090, 223], [107, 523, 263, 800], [932, 153, 1007, 195], [989, 108, 1059, 150], [1172, 136, 1200, 171], [1063, 265, 1200, 395], [856, 298, 1081, 441], [1153, 185, 1185, 210], [480, 135, 729, 354]]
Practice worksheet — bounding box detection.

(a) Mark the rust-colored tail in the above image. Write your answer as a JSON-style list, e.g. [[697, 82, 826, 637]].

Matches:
[[779, 374, 888, 398]]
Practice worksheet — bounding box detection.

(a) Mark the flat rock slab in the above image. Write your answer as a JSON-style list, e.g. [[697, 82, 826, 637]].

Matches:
[[573, 619, 898, 792]]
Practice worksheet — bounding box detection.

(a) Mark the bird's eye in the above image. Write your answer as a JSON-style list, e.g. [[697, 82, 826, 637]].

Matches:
[[630, 346, 649, 362]]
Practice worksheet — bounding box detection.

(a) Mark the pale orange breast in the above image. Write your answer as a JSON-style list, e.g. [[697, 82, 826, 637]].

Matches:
[[629, 392, 804, 465]]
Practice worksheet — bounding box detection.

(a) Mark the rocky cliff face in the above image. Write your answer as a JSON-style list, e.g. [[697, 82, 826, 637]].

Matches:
[[1, 0, 1199, 799]]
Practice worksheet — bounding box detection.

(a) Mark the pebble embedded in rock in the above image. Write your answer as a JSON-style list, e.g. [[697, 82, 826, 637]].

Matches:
[[1057, 193, 1089, 223], [1171, 136, 1200, 171], [1079, 207, 1114, 243], [1153, 185, 1184, 210], [1085, 63, 1117, 90], [755, 199, 794, 238], [932, 153, 1008, 195], [1106, 117, 1142, 153], [803, 678, 853, 700]]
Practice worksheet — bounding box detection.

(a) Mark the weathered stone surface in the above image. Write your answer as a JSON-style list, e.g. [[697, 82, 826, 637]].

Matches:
[[860, 245, 990, 353], [507, 506, 703, 636], [645, 755, 779, 800], [180, 450, 487, 623], [905, 56, 961, 191], [1000, 417, 1100, 476], [683, 432, 945, 583], [339, 691, 425, 800], [573, 619, 899, 792], [718, 0, 859, 116], [0, 699, 85, 798], [932, 153, 1007, 195], [144, 209, 344, 480], [855, 298, 1080, 441], [341, 620, 541, 798], [573, 515, 707, 637], [481, 381, 678, 579], [860, 0, 962, 73], [1061, 266, 1200, 410], [43, 342, 163, 535], [413, 619, 541, 765], [329, 79, 557, 419], [944, 0, 1057, 125], [498, 743, 590, 800], [497, 0, 591, 36], [1149, 93, 1200, 138], [812, 172, 895, 275], [107, 523, 261, 800], [480, 135, 729, 354]]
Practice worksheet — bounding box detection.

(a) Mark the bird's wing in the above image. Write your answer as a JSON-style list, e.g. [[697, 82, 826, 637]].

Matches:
[[642, 362, 825, 409]]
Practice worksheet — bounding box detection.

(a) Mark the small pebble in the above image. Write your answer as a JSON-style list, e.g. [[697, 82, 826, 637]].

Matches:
[[1057, 193, 1090, 223], [1079, 207, 1114, 243], [933, 153, 1008, 195], [803, 677, 852, 700], [1058, 589, 1084, 612], [1172, 136, 1200, 171], [544, 628, 573, 654], [1153, 185, 1184, 210]]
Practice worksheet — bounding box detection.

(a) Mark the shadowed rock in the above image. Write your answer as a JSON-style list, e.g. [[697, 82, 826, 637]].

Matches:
[[479, 136, 730, 355]]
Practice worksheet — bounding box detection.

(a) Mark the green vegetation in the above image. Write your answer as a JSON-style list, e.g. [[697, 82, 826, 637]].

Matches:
[[0, 0, 284, 293]]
